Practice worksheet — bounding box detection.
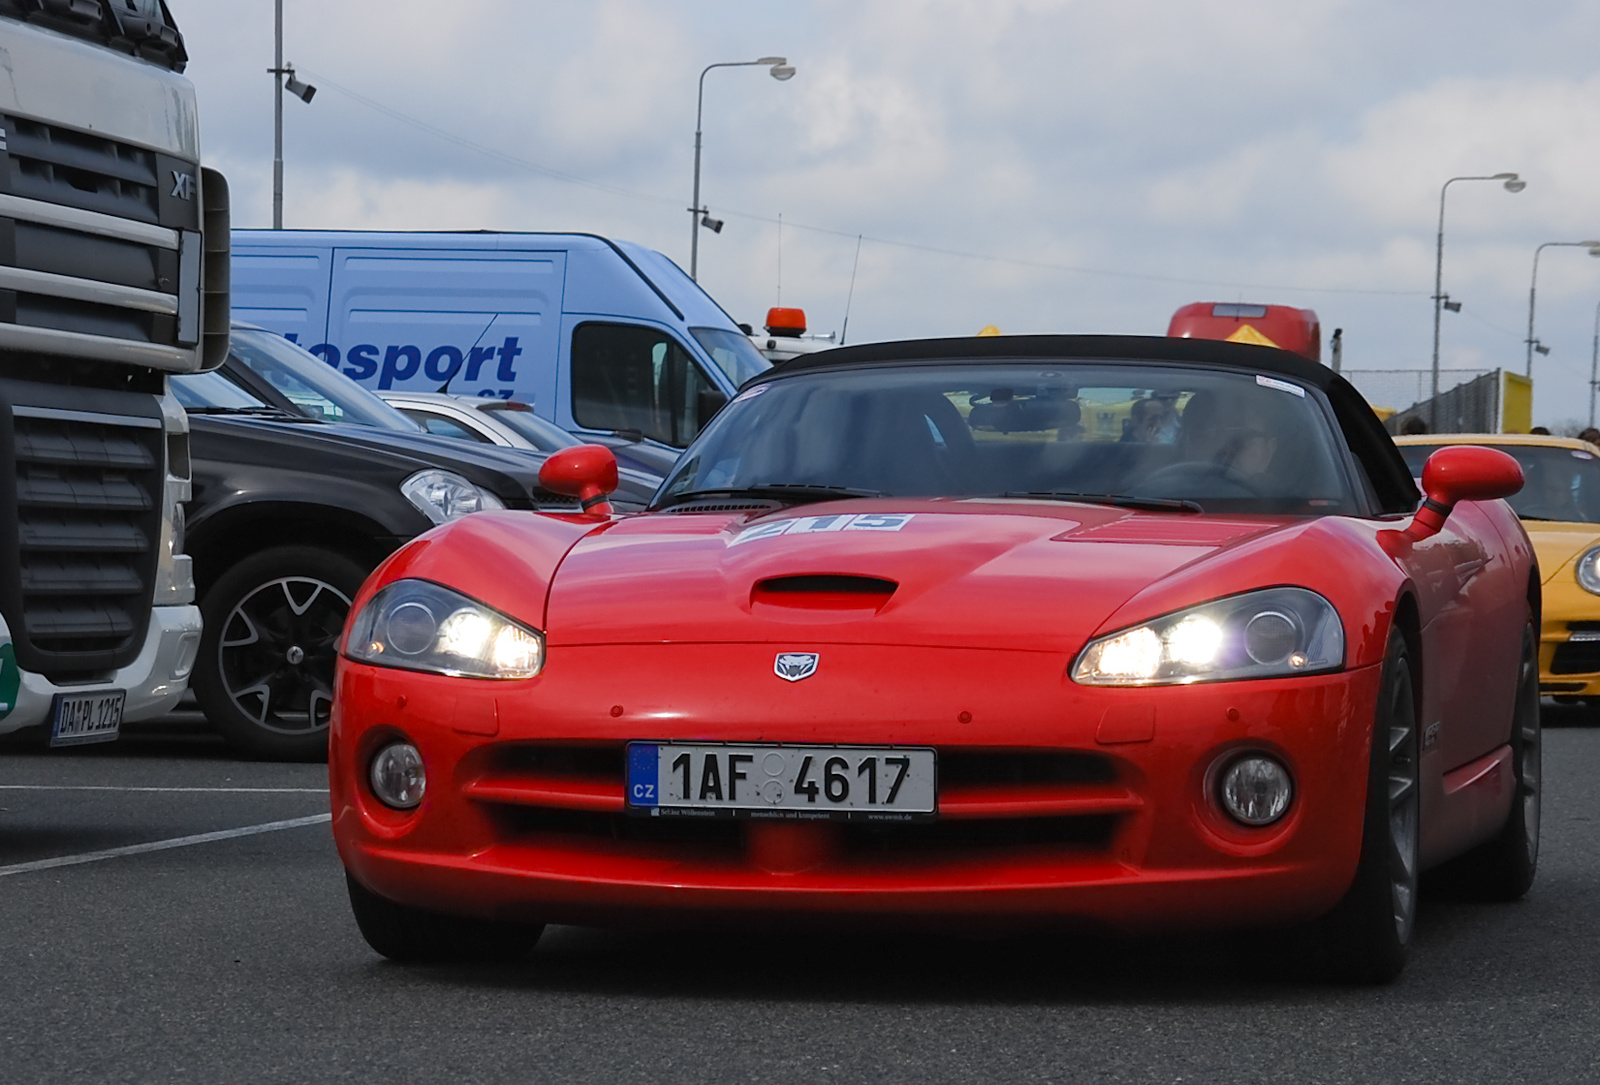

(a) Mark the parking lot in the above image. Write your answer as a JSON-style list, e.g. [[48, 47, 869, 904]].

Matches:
[[0, 705, 1595, 1084]]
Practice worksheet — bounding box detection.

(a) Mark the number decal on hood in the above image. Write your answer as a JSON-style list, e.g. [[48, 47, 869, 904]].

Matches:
[[730, 513, 915, 546]]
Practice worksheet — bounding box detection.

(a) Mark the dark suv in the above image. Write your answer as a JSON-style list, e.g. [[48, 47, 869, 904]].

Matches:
[[172, 359, 652, 761]]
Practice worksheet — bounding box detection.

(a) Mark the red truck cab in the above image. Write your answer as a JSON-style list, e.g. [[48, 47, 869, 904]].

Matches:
[[1168, 303, 1321, 362]]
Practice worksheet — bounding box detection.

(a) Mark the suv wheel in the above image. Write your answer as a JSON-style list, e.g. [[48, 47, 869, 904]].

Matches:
[[193, 546, 368, 761]]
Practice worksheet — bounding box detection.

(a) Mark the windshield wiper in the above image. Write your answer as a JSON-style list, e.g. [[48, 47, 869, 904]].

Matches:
[[999, 491, 1204, 513], [657, 483, 886, 509]]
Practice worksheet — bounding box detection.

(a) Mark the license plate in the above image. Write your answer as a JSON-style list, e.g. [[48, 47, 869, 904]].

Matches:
[[48, 689, 125, 748], [626, 742, 937, 820]]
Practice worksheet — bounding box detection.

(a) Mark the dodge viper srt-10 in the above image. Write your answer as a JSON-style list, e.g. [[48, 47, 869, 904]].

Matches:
[[330, 335, 1540, 982]]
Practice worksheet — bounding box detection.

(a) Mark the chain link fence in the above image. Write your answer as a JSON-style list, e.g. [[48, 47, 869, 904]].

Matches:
[[1339, 369, 1493, 416]]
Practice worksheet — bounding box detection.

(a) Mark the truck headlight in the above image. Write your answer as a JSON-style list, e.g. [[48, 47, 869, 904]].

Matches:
[[1072, 587, 1343, 686], [400, 470, 505, 525], [1576, 546, 1600, 595], [346, 580, 544, 679]]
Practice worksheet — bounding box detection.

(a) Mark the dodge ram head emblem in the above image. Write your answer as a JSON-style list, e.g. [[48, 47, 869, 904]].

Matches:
[[774, 652, 819, 682]]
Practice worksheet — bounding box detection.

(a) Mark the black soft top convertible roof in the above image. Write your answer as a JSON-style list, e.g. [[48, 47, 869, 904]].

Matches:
[[755, 333, 1420, 515]]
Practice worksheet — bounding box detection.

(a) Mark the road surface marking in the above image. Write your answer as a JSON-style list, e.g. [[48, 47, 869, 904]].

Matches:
[[0, 813, 333, 878]]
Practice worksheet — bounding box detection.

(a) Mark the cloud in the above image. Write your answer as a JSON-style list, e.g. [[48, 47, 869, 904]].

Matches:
[[177, 0, 1600, 423]]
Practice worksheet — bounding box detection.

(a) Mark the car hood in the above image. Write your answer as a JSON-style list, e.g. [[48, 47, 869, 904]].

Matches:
[[1522, 521, 1600, 585], [543, 500, 1289, 652]]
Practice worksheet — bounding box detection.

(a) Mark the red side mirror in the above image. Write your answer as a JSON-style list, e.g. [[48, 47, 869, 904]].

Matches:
[[1406, 445, 1524, 540], [538, 444, 619, 517]]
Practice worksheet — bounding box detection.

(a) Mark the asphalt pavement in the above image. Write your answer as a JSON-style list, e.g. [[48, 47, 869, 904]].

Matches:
[[2, 707, 1598, 1085]]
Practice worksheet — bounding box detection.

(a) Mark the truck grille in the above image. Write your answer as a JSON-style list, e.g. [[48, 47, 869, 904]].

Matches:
[[0, 386, 164, 677], [0, 111, 206, 370]]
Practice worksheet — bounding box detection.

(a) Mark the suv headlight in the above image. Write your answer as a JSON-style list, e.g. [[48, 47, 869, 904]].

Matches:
[[1072, 587, 1343, 686], [1576, 546, 1600, 595], [401, 470, 505, 525], [346, 580, 544, 679]]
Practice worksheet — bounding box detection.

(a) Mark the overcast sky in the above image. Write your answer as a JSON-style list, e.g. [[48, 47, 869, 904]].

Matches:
[[177, 0, 1600, 427]]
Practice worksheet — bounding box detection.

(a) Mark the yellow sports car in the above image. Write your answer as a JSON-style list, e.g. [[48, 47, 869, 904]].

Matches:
[[1397, 433, 1600, 705]]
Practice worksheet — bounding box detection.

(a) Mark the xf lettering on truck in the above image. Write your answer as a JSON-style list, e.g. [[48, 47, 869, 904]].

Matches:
[[285, 335, 523, 390]]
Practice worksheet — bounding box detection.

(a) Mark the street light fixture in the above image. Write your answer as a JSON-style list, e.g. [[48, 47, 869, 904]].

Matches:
[[1526, 240, 1600, 376], [689, 56, 796, 280], [269, 0, 316, 230], [1430, 173, 1524, 430]]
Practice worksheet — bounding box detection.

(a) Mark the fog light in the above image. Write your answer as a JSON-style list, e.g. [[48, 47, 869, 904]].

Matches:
[[1218, 755, 1293, 826], [369, 742, 426, 809]]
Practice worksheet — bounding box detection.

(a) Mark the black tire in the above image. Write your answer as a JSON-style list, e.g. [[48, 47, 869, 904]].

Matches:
[[1436, 618, 1541, 900], [1316, 629, 1420, 983], [345, 873, 544, 963], [193, 546, 369, 761]]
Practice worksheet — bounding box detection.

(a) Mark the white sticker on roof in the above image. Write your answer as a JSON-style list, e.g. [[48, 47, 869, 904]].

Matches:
[[1256, 375, 1306, 397], [730, 513, 914, 546]]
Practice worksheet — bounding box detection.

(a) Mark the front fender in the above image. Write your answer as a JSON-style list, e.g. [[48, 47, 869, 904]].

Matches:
[[349, 510, 612, 634]]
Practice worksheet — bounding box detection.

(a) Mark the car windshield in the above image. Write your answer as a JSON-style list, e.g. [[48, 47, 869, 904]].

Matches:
[[659, 361, 1358, 515], [478, 405, 580, 452], [690, 326, 773, 387], [230, 328, 422, 432], [1399, 442, 1600, 523], [170, 371, 271, 410]]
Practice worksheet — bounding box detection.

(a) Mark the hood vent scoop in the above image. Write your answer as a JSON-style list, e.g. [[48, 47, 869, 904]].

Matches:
[[666, 499, 783, 514], [751, 574, 898, 617]]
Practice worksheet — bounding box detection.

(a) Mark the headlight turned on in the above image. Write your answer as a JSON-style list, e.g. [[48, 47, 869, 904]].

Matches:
[[1071, 587, 1343, 686], [400, 469, 505, 525], [346, 580, 544, 679]]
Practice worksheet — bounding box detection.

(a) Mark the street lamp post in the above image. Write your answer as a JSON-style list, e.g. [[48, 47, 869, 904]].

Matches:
[[269, 0, 316, 230], [1431, 173, 1524, 430], [1590, 297, 1600, 429], [689, 57, 795, 281], [1526, 240, 1600, 376]]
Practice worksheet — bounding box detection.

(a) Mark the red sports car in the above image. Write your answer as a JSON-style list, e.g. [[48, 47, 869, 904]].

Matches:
[[330, 335, 1539, 981]]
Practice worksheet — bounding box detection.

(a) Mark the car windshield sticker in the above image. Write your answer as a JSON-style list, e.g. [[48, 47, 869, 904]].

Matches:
[[1573, 450, 1594, 460], [730, 513, 915, 546], [733, 385, 770, 402], [1255, 375, 1306, 397]]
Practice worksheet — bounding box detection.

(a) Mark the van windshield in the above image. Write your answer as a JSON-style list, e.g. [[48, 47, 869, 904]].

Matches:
[[691, 327, 771, 387]]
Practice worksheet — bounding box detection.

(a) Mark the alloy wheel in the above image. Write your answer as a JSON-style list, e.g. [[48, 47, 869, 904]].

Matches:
[[1387, 680, 1421, 944], [217, 576, 353, 736]]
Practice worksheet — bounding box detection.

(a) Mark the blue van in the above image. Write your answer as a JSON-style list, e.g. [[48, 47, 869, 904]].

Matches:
[[229, 231, 772, 463]]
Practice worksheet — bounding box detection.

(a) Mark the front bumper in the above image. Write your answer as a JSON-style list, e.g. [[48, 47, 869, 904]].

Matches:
[[331, 645, 1382, 934], [1537, 593, 1600, 697], [0, 605, 202, 737]]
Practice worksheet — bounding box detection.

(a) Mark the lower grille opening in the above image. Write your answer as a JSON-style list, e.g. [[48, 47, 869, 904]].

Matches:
[[1551, 641, 1600, 675], [939, 749, 1117, 786]]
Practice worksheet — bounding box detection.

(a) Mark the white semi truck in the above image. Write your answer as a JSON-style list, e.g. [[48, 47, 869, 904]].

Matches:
[[0, 1, 228, 747]]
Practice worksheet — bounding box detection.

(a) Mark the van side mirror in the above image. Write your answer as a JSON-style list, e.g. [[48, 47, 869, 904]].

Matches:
[[696, 388, 729, 430], [538, 444, 619, 518], [1405, 445, 1523, 541]]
